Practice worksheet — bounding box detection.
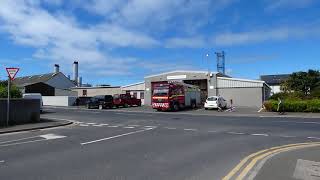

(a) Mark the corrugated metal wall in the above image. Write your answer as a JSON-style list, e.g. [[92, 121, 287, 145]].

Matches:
[[217, 77, 264, 88]]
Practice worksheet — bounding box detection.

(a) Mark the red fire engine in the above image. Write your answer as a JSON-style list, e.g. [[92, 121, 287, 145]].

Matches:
[[152, 82, 201, 111]]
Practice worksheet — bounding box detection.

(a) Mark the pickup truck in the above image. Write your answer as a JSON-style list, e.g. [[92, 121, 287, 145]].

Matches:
[[113, 94, 141, 108]]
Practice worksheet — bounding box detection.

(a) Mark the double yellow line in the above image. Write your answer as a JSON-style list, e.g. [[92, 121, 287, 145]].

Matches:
[[222, 142, 320, 180]]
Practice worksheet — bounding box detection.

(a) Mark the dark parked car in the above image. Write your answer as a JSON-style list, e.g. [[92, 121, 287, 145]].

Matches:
[[86, 95, 114, 109], [113, 94, 141, 108]]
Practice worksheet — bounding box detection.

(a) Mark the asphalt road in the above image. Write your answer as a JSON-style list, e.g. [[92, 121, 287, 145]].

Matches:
[[0, 107, 320, 180]]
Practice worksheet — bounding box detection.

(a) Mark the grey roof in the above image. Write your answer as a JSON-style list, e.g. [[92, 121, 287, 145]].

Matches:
[[260, 74, 290, 85], [13, 72, 61, 87]]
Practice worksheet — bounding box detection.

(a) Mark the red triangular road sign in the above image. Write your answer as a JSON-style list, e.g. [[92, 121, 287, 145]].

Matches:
[[6, 68, 19, 80]]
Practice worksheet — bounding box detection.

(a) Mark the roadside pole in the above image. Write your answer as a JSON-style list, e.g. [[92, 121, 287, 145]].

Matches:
[[5, 67, 19, 127], [6, 76, 10, 127]]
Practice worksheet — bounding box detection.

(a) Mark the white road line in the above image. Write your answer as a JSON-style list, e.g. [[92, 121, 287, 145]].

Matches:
[[79, 124, 89, 127], [208, 130, 219, 133], [0, 135, 40, 145], [128, 125, 140, 127], [227, 132, 245, 135], [86, 123, 96, 125], [108, 126, 119, 128], [81, 128, 154, 145], [93, 124, 104, 127], [123, 127, 135, 129], [251, 133, 269, 136], [184, 128, 197, 131], [144, 126, 157, 128], [100, 124, 109, 126], [164, 127, 177, 130], [0, 160, 4, 163], [39, 134, 66, 140], [279, 135, 296, 138], [0, 139, 47, 147], [276, 121, 320, 125], [307, 137, 320, 140]]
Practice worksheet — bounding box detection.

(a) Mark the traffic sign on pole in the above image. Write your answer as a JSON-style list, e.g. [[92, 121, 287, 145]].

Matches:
[[6, 68, 19, 80]]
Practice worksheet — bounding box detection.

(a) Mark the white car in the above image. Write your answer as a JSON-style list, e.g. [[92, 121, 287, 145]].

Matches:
[[23, 93, 43, 113], [204, 96, 227, 110]]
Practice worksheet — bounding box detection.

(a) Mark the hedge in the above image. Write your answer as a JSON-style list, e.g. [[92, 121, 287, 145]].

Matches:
[[264, 99, 320, 113]]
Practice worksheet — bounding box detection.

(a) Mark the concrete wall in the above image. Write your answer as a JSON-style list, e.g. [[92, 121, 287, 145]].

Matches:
[[42, 96, 77, 106], [55, 88, 78, 96], [72, 87, 122, 97], [0, 99, 40, 126], [217, 87, 263, 108]]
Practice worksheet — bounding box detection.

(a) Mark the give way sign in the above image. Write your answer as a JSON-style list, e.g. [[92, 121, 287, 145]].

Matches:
[[6, 68, 19, 80]]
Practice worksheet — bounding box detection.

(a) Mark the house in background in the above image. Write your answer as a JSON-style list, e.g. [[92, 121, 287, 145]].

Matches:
[[260, 74, 290, 94], [13, 72, 77, 96]]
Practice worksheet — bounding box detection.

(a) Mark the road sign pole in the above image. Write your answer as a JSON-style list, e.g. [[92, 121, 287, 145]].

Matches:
[[7, 76, 10, 127]]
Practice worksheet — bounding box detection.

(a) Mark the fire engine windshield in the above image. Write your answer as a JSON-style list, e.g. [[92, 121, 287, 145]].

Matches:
[[153, 89, 169, 96]]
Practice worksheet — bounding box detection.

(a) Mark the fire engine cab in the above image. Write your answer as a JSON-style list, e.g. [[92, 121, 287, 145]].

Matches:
[[152, 82, 201, 111]]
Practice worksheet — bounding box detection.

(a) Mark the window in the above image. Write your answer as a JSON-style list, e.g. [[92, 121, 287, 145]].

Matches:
[[140, 92, 144, 99], [83, 90, 87, 96], [133, 92, 137, 98]]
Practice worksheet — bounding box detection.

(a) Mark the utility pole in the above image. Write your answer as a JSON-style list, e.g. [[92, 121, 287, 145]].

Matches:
[[7, 76, 10, 127]]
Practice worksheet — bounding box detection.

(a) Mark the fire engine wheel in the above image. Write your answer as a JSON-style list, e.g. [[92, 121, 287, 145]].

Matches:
[[191, 102, 196, 109], [173, 103, 179, 111], [124, 103, 129, 108]]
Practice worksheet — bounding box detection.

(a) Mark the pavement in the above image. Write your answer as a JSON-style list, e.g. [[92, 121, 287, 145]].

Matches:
[[0, 106, 319, 180], [0, 117, 72, 134]]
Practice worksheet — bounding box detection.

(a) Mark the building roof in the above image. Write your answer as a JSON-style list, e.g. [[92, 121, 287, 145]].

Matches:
[[13, 72, 60, 87], [144, 70, 226, 79], [121, 81, 144, 88], [260, 74, 290, 86], [70, 86, 121, 89]]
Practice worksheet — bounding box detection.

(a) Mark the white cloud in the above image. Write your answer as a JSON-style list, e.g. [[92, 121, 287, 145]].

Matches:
[[0, 0, 160, 77], [265, 0, 315, 11], [165, 36, 206, 48], [212, 26, 320, 46]]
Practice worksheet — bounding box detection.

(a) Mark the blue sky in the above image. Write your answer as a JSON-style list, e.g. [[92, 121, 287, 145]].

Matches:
[[0, 0, 319, 86]]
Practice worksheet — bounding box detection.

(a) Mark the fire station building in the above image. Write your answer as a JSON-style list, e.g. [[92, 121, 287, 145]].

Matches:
[[144, 70, 271, 108]]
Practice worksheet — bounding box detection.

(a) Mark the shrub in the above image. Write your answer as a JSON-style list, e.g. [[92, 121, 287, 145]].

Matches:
[[264, 99, 320, 113], [0, 85, 22, 98]]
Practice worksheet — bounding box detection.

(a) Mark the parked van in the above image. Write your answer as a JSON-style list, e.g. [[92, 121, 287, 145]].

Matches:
[[23, 93, 43, 113]]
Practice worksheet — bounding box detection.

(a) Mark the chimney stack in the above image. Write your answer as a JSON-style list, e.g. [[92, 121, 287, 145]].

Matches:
[[73, 61, 79, 84], [77, 77, 82, 87], [54, 64, 60, 73]]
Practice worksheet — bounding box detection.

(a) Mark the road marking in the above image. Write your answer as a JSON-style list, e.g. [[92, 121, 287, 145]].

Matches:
[[81, 128, 154, 145], [0, 135, 40, 145], [0, 160, 4, 163], [293, 159, 320, 180], [184, 128, 197, 131], [123, 127, 135, 129], [79, 124, 89, 127], [278, 135, 296, 138], [251, 133, 269, 136], [93, 124, 104, 127], [276, 121, 320, 125], [100, 124, 109, 126], [108, 126, 119, 128], [227, 132, 245, 135], [39, 134, 66, 140], [86, 123, 96, 125], [144, 126, 157, 128], [237, 144, 320, 180], [128, 125, 140, 127], [307, 137, 320, 140], [208, 130, 218, 133], [222, 142, 320, 180], [164, 127, 177, 130]]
